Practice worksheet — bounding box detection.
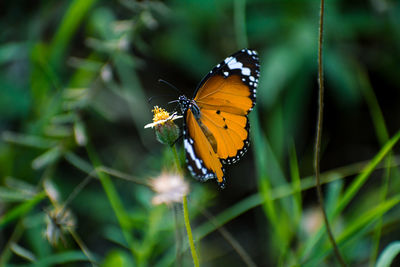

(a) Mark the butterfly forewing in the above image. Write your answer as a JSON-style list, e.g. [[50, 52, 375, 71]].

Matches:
[[183, 48, 259, 187], [194, 49, 259, 111]]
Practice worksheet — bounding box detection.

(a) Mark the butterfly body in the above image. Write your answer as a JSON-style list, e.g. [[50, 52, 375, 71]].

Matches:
[[179, 49, 260, 188]]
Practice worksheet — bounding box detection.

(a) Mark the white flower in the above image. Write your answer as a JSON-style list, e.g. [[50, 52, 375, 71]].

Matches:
[[150, 172, 189, 205], [144, 106, 182, 129]]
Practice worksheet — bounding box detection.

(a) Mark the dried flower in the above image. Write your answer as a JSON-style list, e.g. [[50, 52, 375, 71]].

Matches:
[[144, 106, 182, 146], [44, 206, 76, 246], [301, 207, 323, 236], [150, 172, 189, 205]]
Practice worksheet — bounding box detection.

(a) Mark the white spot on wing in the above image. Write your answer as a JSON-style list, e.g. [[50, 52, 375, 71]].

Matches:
[[242, 67, 251, 76], [224, 56, 233, 63]]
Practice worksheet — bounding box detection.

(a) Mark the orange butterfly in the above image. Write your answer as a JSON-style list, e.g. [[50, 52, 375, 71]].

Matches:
[[178, 49, 260, 188]]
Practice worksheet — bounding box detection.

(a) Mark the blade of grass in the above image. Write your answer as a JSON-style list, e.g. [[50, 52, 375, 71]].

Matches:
[[324, 180, 343, 218], [50, 0, 97, 68], [10, 242, 36, 262], [0, 221, 24, 265], [300, 130, 400, 261], [191, 131, 400, 263], [0, 191, 46, 228], [376, 241, 400, 267], [251, 109, 290, 256], [303, 195, 400, 265], [85, 143, 138, 259], [356, 64, 397, 265], [289, 142, 303, 226], [334, 129, 400, 217], [195, 153, 400, 242], [2, 131, 56, 149], [27, 251, 89, 267]]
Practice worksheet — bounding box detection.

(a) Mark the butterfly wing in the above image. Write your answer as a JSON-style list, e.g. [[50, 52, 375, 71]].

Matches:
[[194, 49, 259, 162], [184, 49, 259, 187], [194, 49, 259, 111], [183, 108, 226, 187]]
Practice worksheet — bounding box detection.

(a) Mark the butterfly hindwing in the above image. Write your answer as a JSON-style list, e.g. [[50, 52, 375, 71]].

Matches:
[[183, 109, 226, 187]]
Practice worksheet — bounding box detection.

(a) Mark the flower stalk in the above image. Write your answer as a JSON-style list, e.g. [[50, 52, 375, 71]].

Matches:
[[171, 145, 199, 267], [146, 105, 199, 266]]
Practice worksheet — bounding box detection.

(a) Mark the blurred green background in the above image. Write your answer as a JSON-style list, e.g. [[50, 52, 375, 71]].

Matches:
[[1, 0, 400, 266]]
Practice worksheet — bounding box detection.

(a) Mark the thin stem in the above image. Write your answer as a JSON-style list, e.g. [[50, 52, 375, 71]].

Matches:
[[171, 145, 183, 174], [315, 0, 346, 266], [199, 207, 257, 267], [171, 145, 199, 267], [183, 196, 200, 267], [59, 170, 96, 215], [173, 204, 183, 267], [97, 166, 148, 186], [69, 229, 98, 267]]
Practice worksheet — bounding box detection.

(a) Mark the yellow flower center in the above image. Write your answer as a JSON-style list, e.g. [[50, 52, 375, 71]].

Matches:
[[152, 106, 170, 124]]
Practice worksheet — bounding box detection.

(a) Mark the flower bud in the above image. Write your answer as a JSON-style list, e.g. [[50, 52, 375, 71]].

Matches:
[[144, 106, 182, 146]]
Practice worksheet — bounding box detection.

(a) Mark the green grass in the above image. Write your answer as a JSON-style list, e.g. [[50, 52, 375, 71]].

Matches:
[[1, 0, 400, 266]]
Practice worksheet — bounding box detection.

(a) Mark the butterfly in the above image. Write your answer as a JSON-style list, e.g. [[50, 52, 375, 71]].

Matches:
[[178, 49, 260, 188]]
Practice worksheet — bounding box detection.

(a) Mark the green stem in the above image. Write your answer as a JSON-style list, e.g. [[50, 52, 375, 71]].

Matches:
[[183, 195, 200, 267], [69, 229, 97, 266], [173, 204, 183, 267], [171, 145, 183, 174], [171, 145, 199, 267]]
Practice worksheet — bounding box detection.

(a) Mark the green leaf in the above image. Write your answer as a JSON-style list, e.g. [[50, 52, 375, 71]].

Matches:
[[0, 191, 46, 228], [376, 241, 400, 267], [0, 187, 34, 202], [2, 131, 56, 149], [10, 243, 36, 262], [31, 146, 63, 170], [334, 130, 400, 217], [26, 251, 89, 267]]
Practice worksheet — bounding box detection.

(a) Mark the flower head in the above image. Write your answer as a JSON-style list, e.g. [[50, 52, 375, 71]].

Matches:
[[144, 106, 182, 128], [44, 206, 76, 246], [144, 106, 182, 146], [150, 172, 189, 205]]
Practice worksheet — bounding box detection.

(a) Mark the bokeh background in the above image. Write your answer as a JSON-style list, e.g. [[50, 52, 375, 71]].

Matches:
[[1, 0, 400, 266]]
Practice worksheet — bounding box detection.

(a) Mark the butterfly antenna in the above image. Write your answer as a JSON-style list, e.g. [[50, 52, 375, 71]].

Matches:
[[158, 79, 184, 94], [148, 94, 175, 103]]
